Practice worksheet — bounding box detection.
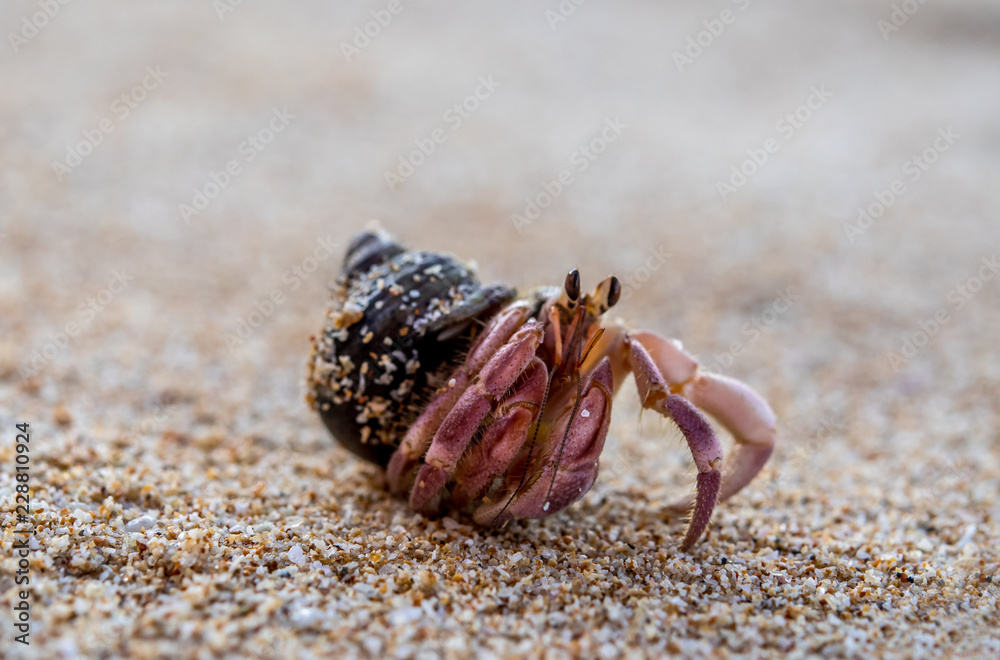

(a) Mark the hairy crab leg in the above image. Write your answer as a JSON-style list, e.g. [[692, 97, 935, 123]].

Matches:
[[385, 301, 532, 493], [683, 372, 776, 503], [631, 331, 776, 506], [475, 357, 614, 526], [628, 338, 724, 550], [450, 358, 548, 507], [408, 320, 544, 511]]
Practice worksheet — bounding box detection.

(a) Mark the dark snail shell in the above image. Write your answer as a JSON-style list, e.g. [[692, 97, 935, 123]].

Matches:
[[307, 231, 516, 466]]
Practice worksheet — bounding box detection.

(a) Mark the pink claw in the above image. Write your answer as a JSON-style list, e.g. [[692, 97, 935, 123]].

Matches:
[[474, 357, 614, 525]]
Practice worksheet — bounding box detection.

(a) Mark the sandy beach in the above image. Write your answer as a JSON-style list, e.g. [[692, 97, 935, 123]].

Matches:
[[1, 1, 999, 657]]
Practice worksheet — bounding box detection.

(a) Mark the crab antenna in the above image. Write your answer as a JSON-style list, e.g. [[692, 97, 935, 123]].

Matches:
[[580, 327, 606, 367]]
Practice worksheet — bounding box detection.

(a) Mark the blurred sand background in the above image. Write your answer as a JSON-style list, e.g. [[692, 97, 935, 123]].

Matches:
[[1, 1, 999, 658]]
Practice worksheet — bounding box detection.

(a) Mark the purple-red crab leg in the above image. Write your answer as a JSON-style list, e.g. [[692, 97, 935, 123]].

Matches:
[[385, 301, 533, 493], [628, 331, 777, 548], [407, 319, 544, 511], [628, 339, 724, 550], [450, 357, 548, 507], [474, 356, 615, 526], [630, 331, 777, 505]]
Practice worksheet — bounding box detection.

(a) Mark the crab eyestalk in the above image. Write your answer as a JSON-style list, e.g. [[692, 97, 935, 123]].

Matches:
[[586, 275, 621, 316]]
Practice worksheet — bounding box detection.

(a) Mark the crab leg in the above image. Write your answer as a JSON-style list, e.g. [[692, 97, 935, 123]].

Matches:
[[630, 331, 777, 506], [475, 357, 614, 526], [628, 339, 723, 550], [685, 372, 777, 502], [450, 358, 548, 507], [408, 320, 543, 511], [385, 301, 532, 493]]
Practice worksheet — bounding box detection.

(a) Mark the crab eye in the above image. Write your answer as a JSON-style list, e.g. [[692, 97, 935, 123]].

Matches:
[[606, 276, 621, 309], [564, 269, 581, 302]]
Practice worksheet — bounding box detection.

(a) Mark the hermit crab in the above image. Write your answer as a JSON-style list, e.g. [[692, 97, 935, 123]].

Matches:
[[306, 230, 776, 549]]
